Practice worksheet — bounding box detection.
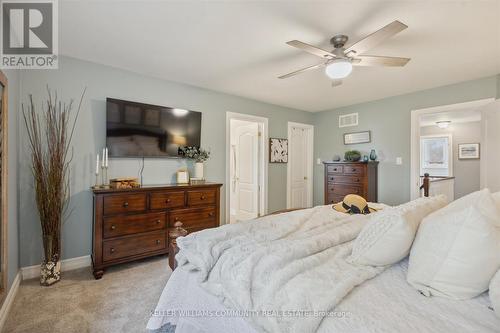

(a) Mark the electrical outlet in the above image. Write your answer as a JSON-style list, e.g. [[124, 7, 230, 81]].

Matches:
[[316, 158, 322, 165], [396, 157, 403, 165]]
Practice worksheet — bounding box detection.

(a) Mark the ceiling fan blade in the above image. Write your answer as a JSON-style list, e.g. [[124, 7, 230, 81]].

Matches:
[[278, 63, 325, 79], [331, 79, 343, 87], [345, 20, 408, 56], [286, 40, 336, 59], [353, 55, 410, 67]]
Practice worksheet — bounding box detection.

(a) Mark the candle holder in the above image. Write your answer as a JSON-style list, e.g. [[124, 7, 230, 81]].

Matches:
[[101, 166, 110, 189], [92, 173, 100, 189]]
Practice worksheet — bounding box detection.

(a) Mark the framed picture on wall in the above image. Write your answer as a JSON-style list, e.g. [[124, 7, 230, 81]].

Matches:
[[458, 143, 480, 159], [269, 138, 288, 163], [344, 131, 371, 145]]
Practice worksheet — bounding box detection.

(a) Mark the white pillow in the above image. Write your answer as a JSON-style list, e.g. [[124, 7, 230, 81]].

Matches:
[[407, 189, 500, 300], [349, 195, 447, 266], [490, 270, 500, 318]]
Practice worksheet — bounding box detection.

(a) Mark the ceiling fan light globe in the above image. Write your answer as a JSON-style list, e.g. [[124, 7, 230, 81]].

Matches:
[[325, 59, 352, 79]]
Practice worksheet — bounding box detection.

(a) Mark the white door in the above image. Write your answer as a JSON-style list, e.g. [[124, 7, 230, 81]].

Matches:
[[289, 126, 308, 208], [480, 100, 500, 192], [232, 122, 260, 221]]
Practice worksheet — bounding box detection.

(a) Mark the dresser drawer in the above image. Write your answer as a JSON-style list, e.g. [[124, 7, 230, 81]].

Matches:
[[342, 164, 366, 175], [170, 207, 217, 229], [103, 193, 147, 216], [327, 184, 363, 196], [103, 230, 166, 262], [103, 212, 166, 239], [150, 191, 185, 210], [187, 189, 216, 206], [327, 194, 345, 204], [327, 165, 343, 173], [328, 175, 365, 185]]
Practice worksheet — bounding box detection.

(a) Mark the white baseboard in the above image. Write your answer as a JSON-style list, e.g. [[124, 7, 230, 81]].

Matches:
[[21, 255, 91, 280], [0, 271, 21, 331]]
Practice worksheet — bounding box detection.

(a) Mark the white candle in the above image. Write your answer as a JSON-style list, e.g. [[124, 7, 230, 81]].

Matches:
[[96, 154, 100, 175], [102, 148, 105, 168], [105, 148, 108, 167]]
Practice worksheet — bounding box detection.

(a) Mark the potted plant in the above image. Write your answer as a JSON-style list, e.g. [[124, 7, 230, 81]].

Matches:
[[179, 146, 210, 179], [22, 88, 84, 286], [344, 150, 362, 162]]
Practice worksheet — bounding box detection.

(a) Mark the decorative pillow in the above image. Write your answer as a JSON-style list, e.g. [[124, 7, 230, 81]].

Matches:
[[490, 270, 500, 318], [348, 195, 447, 266], [407, 189, 500, 300]]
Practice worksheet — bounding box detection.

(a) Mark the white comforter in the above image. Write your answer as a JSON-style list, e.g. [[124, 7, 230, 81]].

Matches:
[[174, 205, 385, 333]]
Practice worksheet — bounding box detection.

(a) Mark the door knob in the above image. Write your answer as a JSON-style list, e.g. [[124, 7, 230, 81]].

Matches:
[[304, 176, 307, 180]]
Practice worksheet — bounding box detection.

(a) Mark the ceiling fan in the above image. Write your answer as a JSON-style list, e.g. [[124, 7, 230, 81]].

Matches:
[[278, 20, 410, 86]]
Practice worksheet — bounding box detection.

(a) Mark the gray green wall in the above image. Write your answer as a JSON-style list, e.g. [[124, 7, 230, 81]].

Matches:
[[18, 56, 313, 267], [12, 56, 500, 268], [313, 75, 500, 206], [421, 122, 481, 199]]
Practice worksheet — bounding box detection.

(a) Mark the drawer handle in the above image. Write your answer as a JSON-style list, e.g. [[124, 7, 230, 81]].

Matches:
[[166, 199, 171, 203], [123, 202, 129, 208], [156, 219, 161, 224], [208, 212, 214, 217], [110, 248, 115, 253], [111, 225, 116, 230], [156, 240, 161, 245], [200, 195, 206, 200], [174, 217, 179, 222], [356, 178, 360, 182]]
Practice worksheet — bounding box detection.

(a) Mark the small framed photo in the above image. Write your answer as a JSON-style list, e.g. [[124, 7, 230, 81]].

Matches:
[[269, 138, 288, 163], [458, 143, 480, 160], [344, 131, 371, 145]]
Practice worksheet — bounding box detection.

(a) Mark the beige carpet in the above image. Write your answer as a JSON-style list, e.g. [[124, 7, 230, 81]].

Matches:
[[4, 255, 171, 333]]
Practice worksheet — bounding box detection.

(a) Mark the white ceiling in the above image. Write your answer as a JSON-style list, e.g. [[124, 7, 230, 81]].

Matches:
[[420, 108, 481, 127], [59, 0, 500, 112]]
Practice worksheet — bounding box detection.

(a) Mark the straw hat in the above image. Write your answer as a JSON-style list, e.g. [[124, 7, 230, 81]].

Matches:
[[333, 194, 377, 214]]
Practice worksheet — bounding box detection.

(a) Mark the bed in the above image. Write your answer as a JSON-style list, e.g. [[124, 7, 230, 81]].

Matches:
[[147, 258, 498, 333], [147, 191, 500, 333]]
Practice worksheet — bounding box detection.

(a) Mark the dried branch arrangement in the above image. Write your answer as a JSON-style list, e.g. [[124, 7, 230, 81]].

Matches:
[[22, 87, 85, 285]]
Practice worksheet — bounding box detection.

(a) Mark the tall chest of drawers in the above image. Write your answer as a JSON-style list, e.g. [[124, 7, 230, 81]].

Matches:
[[323, 161, 378, 204], [91, 183, 222, 279]]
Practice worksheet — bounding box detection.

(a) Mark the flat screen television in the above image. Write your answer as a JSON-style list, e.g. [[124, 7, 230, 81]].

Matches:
[[106, 98, 202, 157]]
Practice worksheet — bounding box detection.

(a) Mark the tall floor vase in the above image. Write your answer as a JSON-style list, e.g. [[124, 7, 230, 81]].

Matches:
[[40, 235, 61, 286]]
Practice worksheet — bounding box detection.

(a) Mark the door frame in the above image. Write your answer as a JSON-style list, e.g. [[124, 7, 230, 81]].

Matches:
[[225, 112, 268, 223], [410, 98, 494, 199], [287, 122, 314, 209], [0, 70, 8, 306]]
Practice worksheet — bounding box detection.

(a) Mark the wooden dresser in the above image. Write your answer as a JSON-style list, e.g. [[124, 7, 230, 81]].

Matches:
[[91, 183, 222, 279], [323, 161, 378, 204]]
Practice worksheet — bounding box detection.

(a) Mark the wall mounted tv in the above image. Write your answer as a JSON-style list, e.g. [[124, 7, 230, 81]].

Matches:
[[106, 98, 202, 157]]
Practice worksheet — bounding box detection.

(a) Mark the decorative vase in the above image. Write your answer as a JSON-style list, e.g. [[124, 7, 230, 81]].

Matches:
[[40, 259, 61, 286], [194, 162, 204, 179], [370, 149, 377, 161]]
